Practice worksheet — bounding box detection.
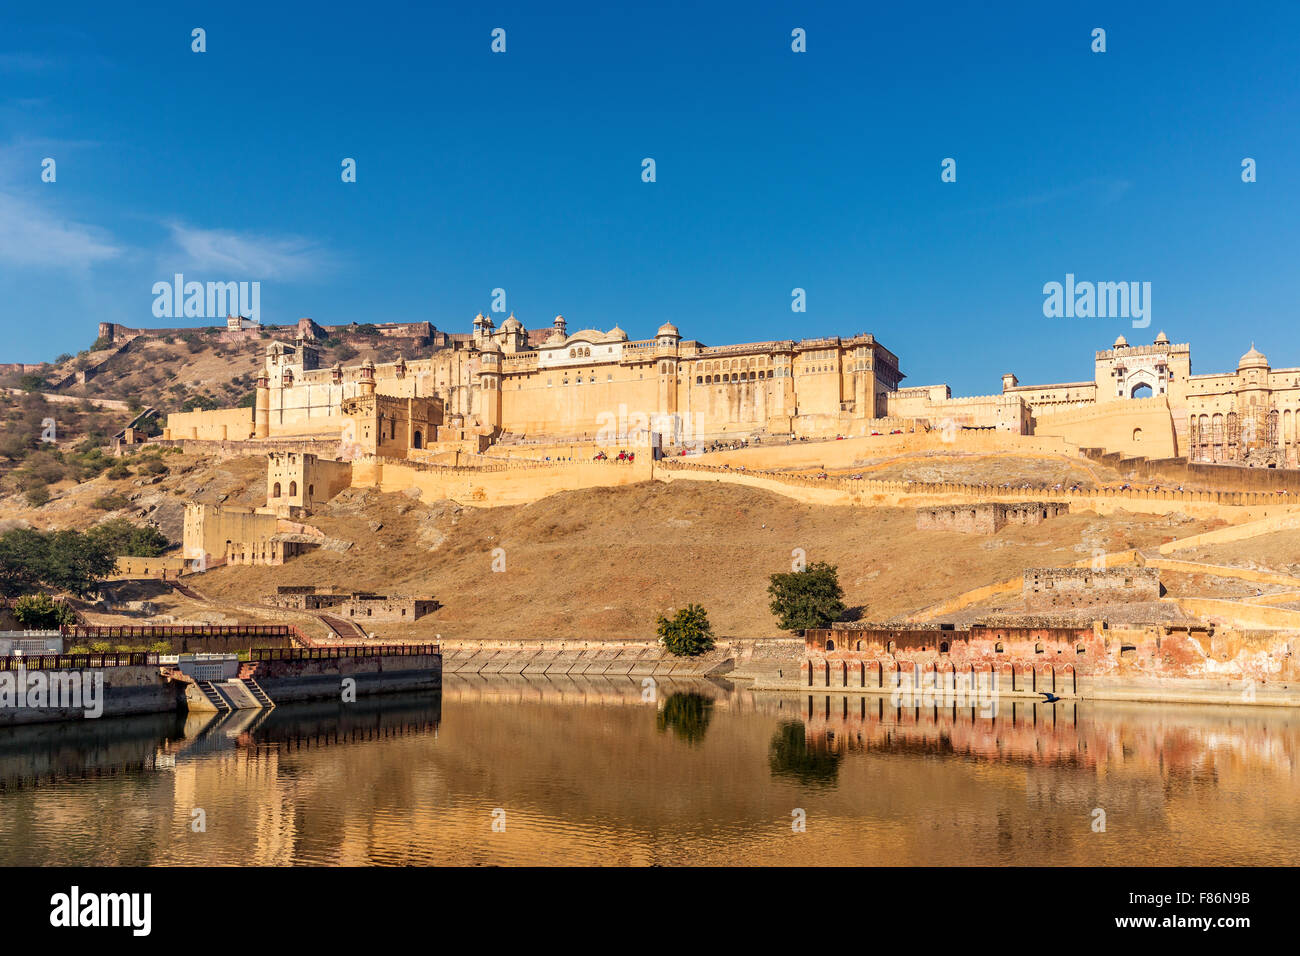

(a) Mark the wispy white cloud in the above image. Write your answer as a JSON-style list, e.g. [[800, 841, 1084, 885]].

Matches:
[[0, 190, 122, 268], [163, 223, 328, 280]]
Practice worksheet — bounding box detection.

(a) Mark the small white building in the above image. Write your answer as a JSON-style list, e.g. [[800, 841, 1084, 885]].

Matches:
[[160, 653, 240, 681], [0, 631, 64, 656]]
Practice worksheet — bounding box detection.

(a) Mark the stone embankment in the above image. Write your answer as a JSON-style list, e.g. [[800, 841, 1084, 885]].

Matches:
[[440, 640, 737, 677]]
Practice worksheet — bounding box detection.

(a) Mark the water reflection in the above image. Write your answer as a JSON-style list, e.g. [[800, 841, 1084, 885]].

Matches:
[[769, 721, 841, 786], [656, 692, 714, 745], [0, 677, 1297, 865]]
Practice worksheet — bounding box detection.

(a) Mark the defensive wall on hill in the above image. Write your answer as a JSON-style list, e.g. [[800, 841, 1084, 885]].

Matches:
[[653, 459, 1300, 522], [1155, 510, 1300, 554], [350, 455, 654, 505], [1083, 448, 1300, 492], [1031, 395, 1179, 459]]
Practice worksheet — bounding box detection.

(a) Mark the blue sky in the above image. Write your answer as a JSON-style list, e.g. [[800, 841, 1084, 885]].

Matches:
[[1, 1, 1296, 395]]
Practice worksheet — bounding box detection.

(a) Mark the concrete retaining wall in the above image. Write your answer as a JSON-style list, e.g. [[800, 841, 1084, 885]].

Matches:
[[255, 653, 442, 703], [439, 640, 735, 676], [0, 666, 187, 727]]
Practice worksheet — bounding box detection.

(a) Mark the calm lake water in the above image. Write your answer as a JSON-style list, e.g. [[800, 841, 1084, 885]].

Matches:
[[1, 676, 1297, 866]]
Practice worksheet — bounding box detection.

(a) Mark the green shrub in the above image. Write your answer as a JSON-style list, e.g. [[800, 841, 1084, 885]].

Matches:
[[87, 518, 170, 557], [24, 484, 50, 507], [93, 494, 129, 511], [655, 603, 715, 657], [13, 592, 76, 629], [767, 562, 846, 632]]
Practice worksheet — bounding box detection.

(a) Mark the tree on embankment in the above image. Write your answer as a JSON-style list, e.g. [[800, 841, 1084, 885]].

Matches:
[[656, 603, 716, 656], [13, 592, 76, 629], [0, 525, 142, 599], [767, 562, 846, 632]]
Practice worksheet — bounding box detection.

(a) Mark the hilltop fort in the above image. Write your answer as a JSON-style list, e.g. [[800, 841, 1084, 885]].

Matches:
[[160, 314, 1300, 469]]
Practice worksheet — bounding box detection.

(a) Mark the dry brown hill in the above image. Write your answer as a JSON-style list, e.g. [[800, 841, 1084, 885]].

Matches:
[[0, 329, 449, 418], [193, 480, 1222, 641]]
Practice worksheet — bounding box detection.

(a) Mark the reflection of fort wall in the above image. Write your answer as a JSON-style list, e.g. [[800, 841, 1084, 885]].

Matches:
[[0, 711, 188, 789], [800, 692, 1300, 780]]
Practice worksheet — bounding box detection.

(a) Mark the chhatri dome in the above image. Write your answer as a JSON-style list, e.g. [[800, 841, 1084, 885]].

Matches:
[[1154, 330, 1169, 344], [657, 322, 680, 337], [1113, 334, 1128, 348], [1238, 343, 1269, 369]]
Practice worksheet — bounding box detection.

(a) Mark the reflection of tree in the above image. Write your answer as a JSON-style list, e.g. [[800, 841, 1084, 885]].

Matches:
[[768, 720, 840, 787], [656, 692, 714, 745]]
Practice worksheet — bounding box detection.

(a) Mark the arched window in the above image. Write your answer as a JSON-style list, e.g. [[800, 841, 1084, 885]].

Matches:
[[825, 638, 836, 652], [272, 482, 281, 497], [413, 430, 423, 449], [289, 481, 297, 497]]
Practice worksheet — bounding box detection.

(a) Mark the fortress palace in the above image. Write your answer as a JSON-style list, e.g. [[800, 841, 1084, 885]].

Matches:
[[164, 314, 1300, 468]]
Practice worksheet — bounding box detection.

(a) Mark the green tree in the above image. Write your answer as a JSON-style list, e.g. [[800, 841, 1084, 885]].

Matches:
[[655, 603, 715, 657], [0, 528, 50, 596], [41, 530, 115, 596], [767, 562, 846, 632], [0, 527, 115, 597], [13, 592, 76, 629], [87, 518, 170, 557]]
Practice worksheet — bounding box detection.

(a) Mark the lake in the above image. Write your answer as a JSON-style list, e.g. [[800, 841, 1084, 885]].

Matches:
[[1, 675, 1296, 866]]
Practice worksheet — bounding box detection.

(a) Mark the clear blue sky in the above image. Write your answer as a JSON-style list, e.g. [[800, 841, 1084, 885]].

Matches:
[[1, 0, 1296, 395]]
